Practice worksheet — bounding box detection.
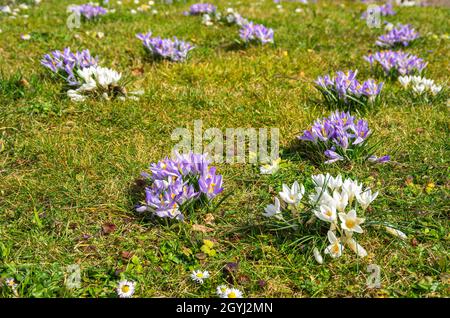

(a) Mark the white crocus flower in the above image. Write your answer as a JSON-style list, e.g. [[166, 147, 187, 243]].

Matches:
[[202, 13, 213, 26], [327, 174, 343, 190], [412, 83, 426, 95], [399, 75, 443, 97], [332, 190, 348, 212], [313, 247, 323, 264], [385, 226, 408, 240], [309, 187, 333, 206], [344, 237, 367, 258], [430, 84, 442, 95], [80, 80, 97, 92], [73, 66, 123, 101], [94, 66, 122, 88], [279, 181, 305, 205], [398, 75, 411, 87], [356, 189, 378, 210], [396, 0, 416, 7], [260, 158, 281, 175], [314, 204, 337, 223], [1, 6, 12, 14], [263, 197, 282, 219], [342, 179, 362, 204], [67, 89, 87, 102], [324, 230, 344, 258], [338, 209, 365, 233], [312, 173, 330, 188]]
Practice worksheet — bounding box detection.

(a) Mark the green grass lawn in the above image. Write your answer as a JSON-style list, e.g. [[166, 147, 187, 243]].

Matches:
[[0, 0, 449, 298]]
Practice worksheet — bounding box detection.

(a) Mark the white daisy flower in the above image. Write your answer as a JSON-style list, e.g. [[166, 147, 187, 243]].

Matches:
[[190, 270, 210, 284], [5, 278, 17, 288], [216, 285, 228, 297], [221, 287, 243, 298], [117, 280, 136, 298]]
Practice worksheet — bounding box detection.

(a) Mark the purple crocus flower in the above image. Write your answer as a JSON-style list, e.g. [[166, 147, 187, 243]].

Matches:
[[298, 111, 389, 164], [368, 155, 390, 163], [70, 4, 107, 20], [136, 32, 195, 62], [352, 119, 371, 145], [239, 22, 274, 45], [324, 148, 344, 164], [41, 47, 98, 85], [364, 50, 427, 77], [376, 24, 420, 47], [199, 167, 224, 199], [137, 152, 223, 220], [189, 3, 216, 15], [315, 70, 383, 108]]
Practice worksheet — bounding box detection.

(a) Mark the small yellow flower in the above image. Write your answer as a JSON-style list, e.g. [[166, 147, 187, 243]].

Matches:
[[425, 182, 435, 194]]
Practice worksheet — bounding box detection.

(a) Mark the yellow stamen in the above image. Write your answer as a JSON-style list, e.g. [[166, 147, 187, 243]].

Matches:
[[346, 219, 356, 229], [332, 244, 340, 254]]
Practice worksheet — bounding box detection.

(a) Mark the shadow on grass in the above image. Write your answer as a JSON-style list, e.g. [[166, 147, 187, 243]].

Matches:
[[127, 177, 154, 224], [220, 41, 249, 52], [282, 137, 326, 167]]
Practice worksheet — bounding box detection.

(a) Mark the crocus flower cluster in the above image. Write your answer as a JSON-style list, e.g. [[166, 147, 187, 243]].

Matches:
[[188, 3, 217, 15], [41, 47, 98, 86], [136, 152, 224, 220], [136, 32, 195, 62], [365, 50, 427, 78], [239, 22, 274, 45], [376, 23, 420, 47], [66, 65, 128, 102], [315, 70, 383, 110], [41, 48, 137, 102], [263, 174, 387, 261], [398, 75, 443, 97], [69, 4, 107, 20], [308, 174, 376, 259], [361, 3, 395, 19], [298, 111, 390, 164]]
